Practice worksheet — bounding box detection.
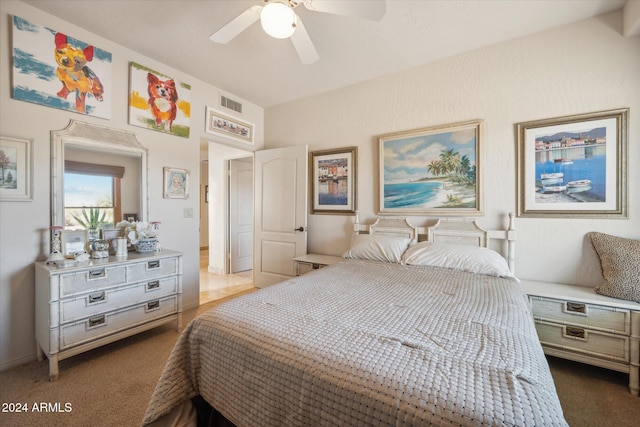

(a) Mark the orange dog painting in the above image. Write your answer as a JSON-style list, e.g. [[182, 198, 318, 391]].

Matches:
[[11, 15, 111, 118], [128, 62, 191, 138], [54, 33, 104, 114]]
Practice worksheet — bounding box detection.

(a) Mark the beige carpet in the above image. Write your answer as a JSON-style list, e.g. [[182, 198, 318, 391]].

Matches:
[[1, 291, 638, 426]]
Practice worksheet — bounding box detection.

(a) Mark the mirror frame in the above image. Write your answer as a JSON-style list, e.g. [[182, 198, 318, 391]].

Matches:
[[51, 120, 149, 228]]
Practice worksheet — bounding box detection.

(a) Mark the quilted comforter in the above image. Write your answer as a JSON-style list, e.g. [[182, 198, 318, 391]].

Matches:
[[142, 259, 567, 426]]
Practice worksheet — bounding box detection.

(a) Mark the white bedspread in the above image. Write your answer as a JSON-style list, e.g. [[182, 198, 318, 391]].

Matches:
[[142, 259, 567, 426]]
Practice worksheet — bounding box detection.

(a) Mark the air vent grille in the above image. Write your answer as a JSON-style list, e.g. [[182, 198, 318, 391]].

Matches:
[[220, 95, 242, 114]]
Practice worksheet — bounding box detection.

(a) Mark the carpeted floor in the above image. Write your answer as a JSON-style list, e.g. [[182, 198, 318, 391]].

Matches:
[[1, 291, 638, 426]]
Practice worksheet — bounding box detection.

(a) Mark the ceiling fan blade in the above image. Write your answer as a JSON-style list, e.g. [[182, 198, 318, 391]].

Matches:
[[302, 0, 386, 21], [290, 17, 319, 65], [209, 5, 262, 44]]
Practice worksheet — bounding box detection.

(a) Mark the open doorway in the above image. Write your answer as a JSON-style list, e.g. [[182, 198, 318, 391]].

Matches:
[[199, 142, 254, 305]]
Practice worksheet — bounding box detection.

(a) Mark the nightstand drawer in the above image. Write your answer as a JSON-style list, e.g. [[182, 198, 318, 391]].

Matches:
[[530, 296, 630, 334], [535, 320, 630, 362], [59, 295, 178, 350]]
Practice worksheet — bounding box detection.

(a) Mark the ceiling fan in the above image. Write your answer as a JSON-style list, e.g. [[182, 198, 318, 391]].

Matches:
[[209, 0, 386, 65]]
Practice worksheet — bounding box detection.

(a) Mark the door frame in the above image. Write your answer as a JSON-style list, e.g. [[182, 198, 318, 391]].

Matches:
[[206, 141, 253, 275]]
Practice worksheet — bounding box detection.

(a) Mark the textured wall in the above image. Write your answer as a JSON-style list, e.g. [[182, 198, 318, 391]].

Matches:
[[266, 10, 640, 286]]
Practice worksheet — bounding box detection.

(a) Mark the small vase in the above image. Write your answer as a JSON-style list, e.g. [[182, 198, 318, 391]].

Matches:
[[134, 238, 158, 253]]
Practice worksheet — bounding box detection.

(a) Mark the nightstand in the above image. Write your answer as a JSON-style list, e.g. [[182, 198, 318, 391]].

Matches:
[[521, 279, 640, 396], [293, 254, 343, 276]]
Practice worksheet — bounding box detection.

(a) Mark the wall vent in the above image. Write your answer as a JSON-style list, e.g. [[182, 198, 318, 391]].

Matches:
[[220, 95, 242, 114]]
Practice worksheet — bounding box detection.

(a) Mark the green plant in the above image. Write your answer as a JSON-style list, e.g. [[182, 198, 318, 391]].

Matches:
[[71, 207, 109, 230]]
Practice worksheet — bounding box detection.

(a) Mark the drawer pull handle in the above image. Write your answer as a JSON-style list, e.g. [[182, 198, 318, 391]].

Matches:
[[147, 280, 160, 290], [88, 315, 106, 328], [88, 269, 106, 279], [88, 292, 106, 304], [565, 326, 586, 339], [566, 302, 586, 314], [147, 260, 160, 269], [147, 300, 160, 310]]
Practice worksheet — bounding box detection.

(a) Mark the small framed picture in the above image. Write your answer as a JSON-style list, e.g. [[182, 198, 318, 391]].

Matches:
[[0, 136, 33, 201], [163, 167, 190, 199], [101, 228, 122, 254], [123, 213, 138, 222], [62, 230, 87, 257]]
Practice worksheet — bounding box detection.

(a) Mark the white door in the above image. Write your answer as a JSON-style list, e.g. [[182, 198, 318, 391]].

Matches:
[[229, 158, 253, 273], [254, 145, 308, 288]]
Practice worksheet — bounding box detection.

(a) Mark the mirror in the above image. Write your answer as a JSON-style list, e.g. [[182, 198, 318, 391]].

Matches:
[[51, 120, 148, 229]]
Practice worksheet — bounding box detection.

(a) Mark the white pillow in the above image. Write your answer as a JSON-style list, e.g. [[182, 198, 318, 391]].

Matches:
[[343, 234, 413, 264], [401, 241, 515, 278]]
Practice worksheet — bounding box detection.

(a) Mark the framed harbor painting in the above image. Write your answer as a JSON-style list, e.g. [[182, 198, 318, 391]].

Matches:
[[310, 147, 357, 214], [516, 108, 628, 218], [379, 120, 482, 215]]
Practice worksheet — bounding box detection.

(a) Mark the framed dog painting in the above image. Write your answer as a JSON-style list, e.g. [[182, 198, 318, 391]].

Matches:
[[128, 62, 191, 138], [11, 15, 112, 119]]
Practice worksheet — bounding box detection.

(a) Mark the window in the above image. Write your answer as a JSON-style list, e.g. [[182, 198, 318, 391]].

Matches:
[[64, 161, 123, 230]]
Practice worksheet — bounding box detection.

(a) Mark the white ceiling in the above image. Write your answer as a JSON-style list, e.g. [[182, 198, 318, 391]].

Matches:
[[22, 0, 630, 108]]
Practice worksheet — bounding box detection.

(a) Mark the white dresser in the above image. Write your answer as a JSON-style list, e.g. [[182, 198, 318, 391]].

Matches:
[[35, 249, 183, 380], [521, 280, 640, 396]]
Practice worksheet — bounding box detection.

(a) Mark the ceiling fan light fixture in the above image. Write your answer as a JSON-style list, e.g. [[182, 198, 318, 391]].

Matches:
[[260, 2, 297, 39]]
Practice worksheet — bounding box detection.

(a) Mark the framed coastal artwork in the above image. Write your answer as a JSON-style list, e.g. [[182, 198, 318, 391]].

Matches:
[[378, 120, 483, 215], [0, 136, 33, 201], [310, 147, 357, 215], [163, 167, 190, 199], [516, 108, 628, 218], [61, 229, 87, 257], [128, 62, 191, 138], [11, 15, 112, 119], [205, 107, 254, 145]]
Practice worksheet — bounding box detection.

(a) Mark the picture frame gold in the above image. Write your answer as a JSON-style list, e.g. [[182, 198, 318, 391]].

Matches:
[[515, 108, 628, 218], [378, 120, 483, 215]]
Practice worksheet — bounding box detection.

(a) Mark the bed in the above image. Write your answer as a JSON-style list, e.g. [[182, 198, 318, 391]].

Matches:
[[142, 214, 567, 426]]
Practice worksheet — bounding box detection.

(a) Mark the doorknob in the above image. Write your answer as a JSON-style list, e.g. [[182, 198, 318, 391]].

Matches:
[[294, 227, 305, 232]]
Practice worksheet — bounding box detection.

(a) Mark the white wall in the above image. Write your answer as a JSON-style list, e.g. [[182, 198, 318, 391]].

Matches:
[[265, 10, 640, 286], [0, 1, 263, 370]]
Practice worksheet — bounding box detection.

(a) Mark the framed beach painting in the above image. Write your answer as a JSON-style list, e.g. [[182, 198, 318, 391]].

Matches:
[[12, 15, 112, 119], [516, 108, 628, 218], [310, 147, 357, 215], [0, 136, 33, 201], [128, 62, 191, 138], [379, 120, 483, 215]]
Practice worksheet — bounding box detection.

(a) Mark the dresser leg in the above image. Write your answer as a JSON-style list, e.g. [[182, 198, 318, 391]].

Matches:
[[48, 354, 59, 381], [177, 313, 183, 330]]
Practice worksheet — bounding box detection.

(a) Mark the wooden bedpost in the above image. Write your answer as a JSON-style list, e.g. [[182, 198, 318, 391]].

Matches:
[[507, 212, 516, 275]]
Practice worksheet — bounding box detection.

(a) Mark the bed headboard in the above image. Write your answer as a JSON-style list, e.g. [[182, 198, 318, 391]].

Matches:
[[353, 212, 516, 273]]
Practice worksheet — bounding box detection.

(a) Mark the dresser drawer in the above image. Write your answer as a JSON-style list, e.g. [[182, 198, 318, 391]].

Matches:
[[59, 295, 178, 350], [127, 257, 179, 281], [535, 320, 630, 362], [60, 266, 127, 297], [530, 296, 630, 334], [60, 276, 179, 323]]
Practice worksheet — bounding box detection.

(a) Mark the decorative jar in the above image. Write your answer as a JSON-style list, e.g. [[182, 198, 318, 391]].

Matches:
[[134, 238, 158, 253]]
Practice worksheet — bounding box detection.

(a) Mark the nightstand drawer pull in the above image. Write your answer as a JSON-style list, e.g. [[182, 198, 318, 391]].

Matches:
[[88, 269, 106, 279], [147, 280, 160, 290], [147, 300, 160, 310], [565, 326, 586, 339], [566, 302, 586, 314], [88, 315, 106, 328], [147, 260, 160, 269], [88, 292, 106, 304]]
